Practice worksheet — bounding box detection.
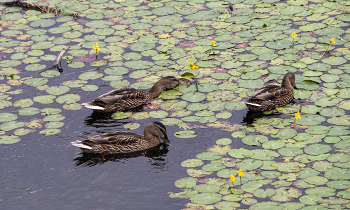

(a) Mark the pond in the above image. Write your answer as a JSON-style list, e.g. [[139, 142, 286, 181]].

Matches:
[[1, 0, 350, 209]]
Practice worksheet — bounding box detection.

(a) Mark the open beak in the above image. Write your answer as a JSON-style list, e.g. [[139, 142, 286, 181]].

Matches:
[[294, 85, 298, 90], [160, 134, 170, 145]]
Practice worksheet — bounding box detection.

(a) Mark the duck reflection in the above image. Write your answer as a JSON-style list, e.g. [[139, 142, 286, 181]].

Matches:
[[242, 110, 283, 125], [73, 145, 169, 167], [242, 111, 264, 125], [83, 106, 145, 128]]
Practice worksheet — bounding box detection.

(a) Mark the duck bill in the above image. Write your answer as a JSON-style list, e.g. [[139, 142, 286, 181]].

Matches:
[[160, 135, 170, 145]]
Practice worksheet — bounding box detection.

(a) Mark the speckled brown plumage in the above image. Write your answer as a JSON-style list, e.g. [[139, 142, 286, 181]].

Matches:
[[244, 73, 296, 112], [82, 76, 180, 112], [71, 121, 169, 154]]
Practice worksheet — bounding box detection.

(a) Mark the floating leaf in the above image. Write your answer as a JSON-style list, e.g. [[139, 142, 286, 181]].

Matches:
[[46, 86, 70, 95], [0, 113, 18, 122], [196, 152, 221, 161], [0, 135, 21, 144], [190, 193, 222, 205], [111, 112, 132, 119], [181, 159, 203, 168], [270, 187, 302, 202], [174, 130, 196, 138], [39, 129, 61, 136]]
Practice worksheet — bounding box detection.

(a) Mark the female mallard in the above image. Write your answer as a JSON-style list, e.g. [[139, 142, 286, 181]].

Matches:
[[71, 121, 169, 154], [244, 73, 296, 112], [82, 76, 181, 112]]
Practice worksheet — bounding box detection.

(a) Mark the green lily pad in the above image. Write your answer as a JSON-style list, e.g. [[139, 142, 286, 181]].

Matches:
[[295, 115, 325, 125], [322, 57, 347, 65], [214, 201, 240, 210], [182, 92, 206, 102], [39, 129, 61, 136], [46, 86, 70, 95], [304, 176, 329, 185], [175, 177, 196, 188], [190, 193, 221, 204], [0, 135, 21, 144], [327, 116, 350, 126], [43, 114, 65, 122], [18, 107, 40, 116], [149, 111, 168, 118], [236, 159, 263, 170], [194, 184, 221, 193], [56, 94, 80, 104], [196, 152, 221, 161], [111, 112, 132, 119], [63, 103, 82, 110], [242, 135, 268, 146], [0, 113, 18, 122], [181, 159, 204, 168], [1, 121, 24, 131], [216, 138, 232, 145], [278, 147, 303, 157], [24, 78, 48, 87], [14, 128, 33, 136], [241, 180, 272, 193], [202, 163, 225, 172], [174, 130, 197, 138], [270, 187, 302, 202], [305, 187, 335, 197], [45, 122, 64, 129], [33, 95, 56, 104], [253, 188, 276, 198]]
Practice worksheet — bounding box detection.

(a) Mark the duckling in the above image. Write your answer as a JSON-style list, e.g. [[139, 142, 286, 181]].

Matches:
[[71, 121, 169, 154], [244, 73, 296, 112], [82, 76, 180, 112]]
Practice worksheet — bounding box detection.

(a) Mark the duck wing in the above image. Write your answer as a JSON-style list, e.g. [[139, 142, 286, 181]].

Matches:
[[83, 131, 143, 145], [94, 87, 146, 104], [250, 85, 284, 101]]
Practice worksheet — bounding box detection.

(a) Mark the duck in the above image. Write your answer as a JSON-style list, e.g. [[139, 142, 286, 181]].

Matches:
[[244, 73, 296, 112], [71, 121, 169, 154], [82, 76, 181, 112]]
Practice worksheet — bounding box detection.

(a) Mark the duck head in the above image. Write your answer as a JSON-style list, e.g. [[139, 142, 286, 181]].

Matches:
[[156, 76, 180, 89], [144, 121, 170, 145], [282, 73, 297, 90]]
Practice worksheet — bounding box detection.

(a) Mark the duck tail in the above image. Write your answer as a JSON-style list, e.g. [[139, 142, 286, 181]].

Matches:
[[71, 140, 92, 149], [82, 103, 105, 110], [243, 101, 261, 107]]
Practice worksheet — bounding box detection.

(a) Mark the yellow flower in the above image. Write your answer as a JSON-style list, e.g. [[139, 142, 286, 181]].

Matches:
[[189, 62, 194, 67], [237, 169, 244, 176], [295, 111, 301, 119], [230, 174, 235, 182], [210, 41, 216, 46], [292, 32, 297, 39], [330, 38, 335, 44], [192, 65, 199, 69], [92, 43, 100, 51]]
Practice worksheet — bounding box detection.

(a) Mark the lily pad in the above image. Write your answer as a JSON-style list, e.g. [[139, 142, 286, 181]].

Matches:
[[190, 193, 222, 204], [0, 135, 21, 144]]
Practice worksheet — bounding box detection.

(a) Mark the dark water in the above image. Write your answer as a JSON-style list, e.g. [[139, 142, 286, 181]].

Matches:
[[0, 63, 250, 209]]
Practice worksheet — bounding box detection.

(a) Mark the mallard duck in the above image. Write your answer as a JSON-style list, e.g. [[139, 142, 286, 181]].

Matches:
[[244, 73, 296, 112], [82, 76, 181, 112], [71, 121, 169, 154]]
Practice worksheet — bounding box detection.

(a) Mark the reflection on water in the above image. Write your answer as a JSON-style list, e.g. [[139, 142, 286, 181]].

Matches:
[[242, 110, 283, 125], [73, 145, 169, 167], [242, 111, 264, 125]]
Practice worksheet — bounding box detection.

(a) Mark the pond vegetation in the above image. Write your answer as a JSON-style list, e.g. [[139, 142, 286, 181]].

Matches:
[[1, 0, 350, 209]]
